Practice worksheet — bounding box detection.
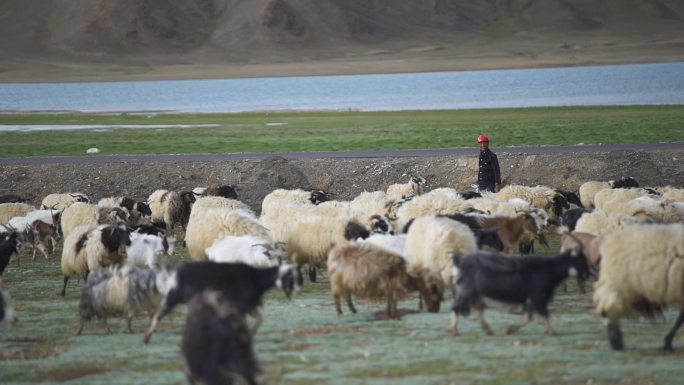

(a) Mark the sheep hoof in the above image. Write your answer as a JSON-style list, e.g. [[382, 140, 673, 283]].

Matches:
[[142, 334, 152, 344]]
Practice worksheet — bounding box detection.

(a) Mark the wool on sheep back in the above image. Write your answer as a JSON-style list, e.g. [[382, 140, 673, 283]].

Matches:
[[404, 215, 478, 285], [593, 223, 684, 351], [185, 208, 271, 261]]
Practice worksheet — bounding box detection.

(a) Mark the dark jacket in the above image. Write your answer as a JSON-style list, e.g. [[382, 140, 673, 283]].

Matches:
[[478, 149, 501, 192]]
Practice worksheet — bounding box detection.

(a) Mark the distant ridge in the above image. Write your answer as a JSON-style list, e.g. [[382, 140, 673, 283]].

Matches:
[[0, 0, 683, 82]]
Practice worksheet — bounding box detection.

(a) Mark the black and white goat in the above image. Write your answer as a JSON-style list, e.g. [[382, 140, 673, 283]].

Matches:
[[558, 208, 593, 232], [450, 249, 589, 336], [143, 262, 299, 344], [181, 290, 259, 385]]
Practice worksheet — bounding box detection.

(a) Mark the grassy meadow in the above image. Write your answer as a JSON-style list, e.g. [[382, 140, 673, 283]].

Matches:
[[1, 105, 683, 157], [1, 234, 684, 385]]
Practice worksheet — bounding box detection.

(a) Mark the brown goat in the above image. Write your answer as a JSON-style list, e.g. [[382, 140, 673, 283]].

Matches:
[[327, 241, 444, 320], [480, 213, 547, 254]]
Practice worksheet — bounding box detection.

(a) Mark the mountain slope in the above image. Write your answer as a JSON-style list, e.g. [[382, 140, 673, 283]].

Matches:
[[0, 0, 683, 81]]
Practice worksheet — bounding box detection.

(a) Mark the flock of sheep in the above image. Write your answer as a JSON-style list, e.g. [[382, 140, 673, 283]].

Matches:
[[0, 175, 683, 384]]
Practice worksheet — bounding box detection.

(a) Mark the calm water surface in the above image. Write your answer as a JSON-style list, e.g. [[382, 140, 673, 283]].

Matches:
[[1, 62, 683, 113]]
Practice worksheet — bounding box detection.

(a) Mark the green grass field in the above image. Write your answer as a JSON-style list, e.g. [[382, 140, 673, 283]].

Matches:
[[1, 106, 683, 157], [1, 234, 683, 385]]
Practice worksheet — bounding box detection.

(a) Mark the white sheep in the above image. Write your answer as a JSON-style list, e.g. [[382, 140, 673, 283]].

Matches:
[[601, 196, 684, 224], [185, 207, 271, 261], [361, 232, 407, 257], [261, 188, 329, 218], [0, 202, 36, 224], [394, 188, 473, 231], [60, 202, 129, 238], [659, 186, 684, 203], [205, 235, 284, 267], [60, 224, 130, 296], [386, 176, 426, 200], [592, 223, 684, 351], [41, 192, 90, 211], [593, 188, 653, 211], [147, 189, 196, 234], [77, 264, 174, 334], [578, 177, 639, 208], [493, 184, 566, 221], [574, 210, 645, 237], [404, 214, 478, 286], [189, 196, 253, 222]]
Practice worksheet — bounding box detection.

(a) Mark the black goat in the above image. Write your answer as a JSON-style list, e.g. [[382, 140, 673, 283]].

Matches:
[[0, 230, 21, 282], [611, 176, 639, 189], [556, 190, 582, 207], [559, 208, 593, 232], [450, 249, 589, 336], [309, 190, 330, 205], [143, 262, 299, 344], [182, 290, 259, 385]]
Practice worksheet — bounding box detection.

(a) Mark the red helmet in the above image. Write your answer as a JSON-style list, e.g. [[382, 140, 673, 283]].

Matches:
[[477, 134, 489, 143]]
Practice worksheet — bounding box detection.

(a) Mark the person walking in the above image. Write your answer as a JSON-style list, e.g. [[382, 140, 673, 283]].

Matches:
[[477, 134, 502, 193]]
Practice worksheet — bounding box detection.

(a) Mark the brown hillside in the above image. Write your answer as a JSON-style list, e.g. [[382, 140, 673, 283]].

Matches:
[[0, 0, 683, 82]]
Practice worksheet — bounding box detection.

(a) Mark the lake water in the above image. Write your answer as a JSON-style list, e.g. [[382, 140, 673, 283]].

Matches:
[[1, 62, 683, 113]]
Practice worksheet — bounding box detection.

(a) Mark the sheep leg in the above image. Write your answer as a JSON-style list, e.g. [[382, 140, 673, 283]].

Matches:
[[76, 321, 85, 335], [506, 310, 533, 335], [449, 312, 460, 336], [541, 316, 557, 336], [387, 291, 397, 320], [607, 318, 624, 351], [296, 264, 304, 287], [663, 310, 684, 353], [333, 289, 343, 315], [60, 276, 69, 297], [308, 265, 317, 283], [127, 316, 134, 334], [143, 316, 160, 344], [102, 319, 113, 335], [345, 292, 357, 314]]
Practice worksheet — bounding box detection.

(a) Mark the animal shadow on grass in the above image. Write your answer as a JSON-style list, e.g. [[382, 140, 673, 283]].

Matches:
[[373, 308, 420, 321]]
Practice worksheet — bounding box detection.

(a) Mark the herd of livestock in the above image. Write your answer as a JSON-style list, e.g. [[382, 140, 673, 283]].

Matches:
[[0, 176, 683, 384]]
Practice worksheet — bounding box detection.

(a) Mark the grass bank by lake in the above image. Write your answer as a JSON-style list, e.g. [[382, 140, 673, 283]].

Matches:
[[1, 105, 683, 157]]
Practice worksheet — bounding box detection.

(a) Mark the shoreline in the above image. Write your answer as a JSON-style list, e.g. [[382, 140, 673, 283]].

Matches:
[[2, 55, 682, 84]]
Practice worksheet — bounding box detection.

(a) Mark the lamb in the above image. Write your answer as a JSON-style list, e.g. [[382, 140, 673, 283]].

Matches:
[[142, 262, 299, 344], [578, 177, 639, 208], [574, 210, 644, 237], [0, 286, 17, 326], [450, 249, 590, 336], [147, 189, 196, 234], [60, 224, 131, 296], [98, 196, 152, 226], [181, 290, 259, 385], [41, 192, 90, 211], [0, 229, 21, 284], [386, 176, 426, 200], [0, 202, 36, 224], [6, 217, 60, 264], [186, 207, 271, 261], [327, 241, 444, 319], [404, 215, 478, 286], [205, 235, 285, 268], [592, 223, 684, 351], [76, 265, 174, 334], [192, 185, 238, 200]]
